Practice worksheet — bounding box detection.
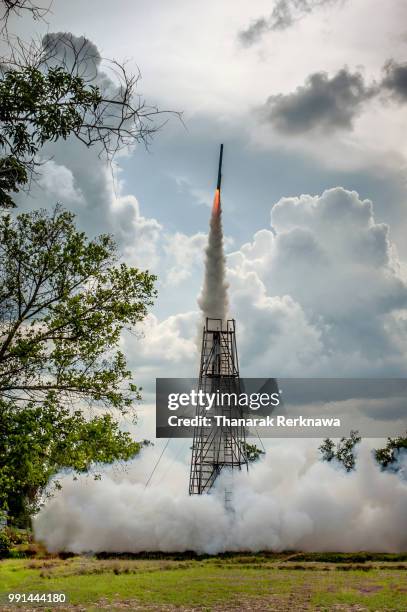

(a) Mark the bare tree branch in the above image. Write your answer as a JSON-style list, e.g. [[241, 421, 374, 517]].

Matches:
[[0, 33, 183, 206], [0, 0, 52, 33]]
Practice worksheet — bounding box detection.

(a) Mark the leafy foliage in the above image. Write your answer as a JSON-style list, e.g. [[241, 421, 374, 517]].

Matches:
[[319, 431, 361, 472], [374, 433, 407, 469], [321, 432, 407, 473], [0, 205, 156, 412], [0, 64, 101, 207], [0, 529, 11, 557], [318, 437, 335, 462], [0, 206, 155, 524], [243, 441, 265, 463], [0, 400, 142, 525]]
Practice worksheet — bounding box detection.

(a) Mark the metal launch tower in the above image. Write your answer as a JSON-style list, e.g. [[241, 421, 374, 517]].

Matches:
[[189, 146, 249, 495]]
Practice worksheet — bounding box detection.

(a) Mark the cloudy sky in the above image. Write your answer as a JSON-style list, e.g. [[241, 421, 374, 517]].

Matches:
[[9, 0, 407, 434]]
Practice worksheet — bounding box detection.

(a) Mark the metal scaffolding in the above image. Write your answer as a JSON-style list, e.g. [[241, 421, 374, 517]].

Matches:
[[189, 317, 248, 494]]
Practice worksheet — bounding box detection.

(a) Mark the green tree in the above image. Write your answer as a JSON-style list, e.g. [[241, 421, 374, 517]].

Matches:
[[374, 434, 407, 470], [319, 431, 361, 472], [318, 437, 335, 463], [0, 206, 156, 523], [243, 441, 265, 463], [0, 205, 156, 410], [0, 400, 144, 527]]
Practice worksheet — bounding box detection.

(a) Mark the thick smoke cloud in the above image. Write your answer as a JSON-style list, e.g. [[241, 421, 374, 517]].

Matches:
[[239, 0, 345, 46], [34, 441, 407, 554], [261, 69, 375, 134]]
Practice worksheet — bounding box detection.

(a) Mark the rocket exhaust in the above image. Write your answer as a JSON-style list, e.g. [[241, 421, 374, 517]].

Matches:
[[198, 144, 229, 322]]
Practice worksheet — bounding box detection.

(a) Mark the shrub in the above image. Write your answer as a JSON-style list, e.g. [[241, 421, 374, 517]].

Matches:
[[0, 530, 11, 558]]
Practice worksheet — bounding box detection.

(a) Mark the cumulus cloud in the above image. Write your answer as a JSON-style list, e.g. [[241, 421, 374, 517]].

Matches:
[[239, 0, 345, 46], [127, 312, 198, 368], [13, 33, 407, 383], [112, 193, 164, 270], [382, 59, 407, 102], [107, 185, 407, 382], [226, 265, 325, 375], [261, 68, 375, 134], [42, 32, 101, 79], [164, 231, 207, 285], [120, 311, 199, 403], [14, 33, 200, 282], [31, 147, 407, 381], [38, 160, 85, 204], [19, 144, 165, 273], [114, 186, 407, 384], [227, 187, 407, 376]]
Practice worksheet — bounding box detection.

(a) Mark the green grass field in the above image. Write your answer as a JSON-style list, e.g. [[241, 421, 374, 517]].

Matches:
[[0, 553, 406, 611]]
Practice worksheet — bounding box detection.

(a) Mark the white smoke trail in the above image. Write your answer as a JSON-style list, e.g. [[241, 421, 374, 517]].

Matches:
[[197, 199, 229, 322], [34, 441, 407, 554]]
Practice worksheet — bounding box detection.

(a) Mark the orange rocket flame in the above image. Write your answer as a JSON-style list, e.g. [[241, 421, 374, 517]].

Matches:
[[212, 188, 221, 215]]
